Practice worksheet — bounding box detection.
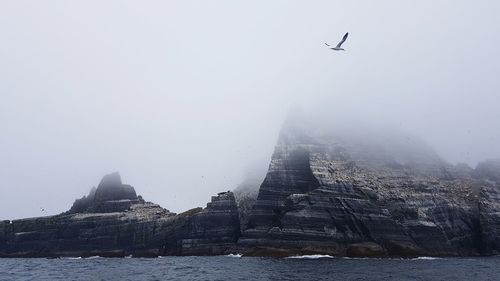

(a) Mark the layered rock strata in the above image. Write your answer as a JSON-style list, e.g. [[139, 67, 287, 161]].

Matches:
[[0, 173, 240, 257], [1, 121, 499, 258], [240, 121, 500, 257]]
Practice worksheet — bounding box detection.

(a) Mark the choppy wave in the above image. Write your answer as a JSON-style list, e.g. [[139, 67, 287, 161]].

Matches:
[[3, 256, 499, 280], [286, 254, 334, 259]]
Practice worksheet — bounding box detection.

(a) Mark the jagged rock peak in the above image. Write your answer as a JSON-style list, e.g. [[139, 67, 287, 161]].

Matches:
[[97, 171, 122, 188], [94, 172, 137, 202], [69, 172, 140, 214]]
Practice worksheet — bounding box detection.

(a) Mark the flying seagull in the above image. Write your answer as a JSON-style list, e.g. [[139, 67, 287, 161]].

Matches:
[[325, 32, 349, 51]]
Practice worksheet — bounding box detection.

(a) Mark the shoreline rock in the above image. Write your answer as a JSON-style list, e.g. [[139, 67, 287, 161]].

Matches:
[[1, 122, 499, 258], [239, 119, 500, 257], [0, 174, 240, 258]]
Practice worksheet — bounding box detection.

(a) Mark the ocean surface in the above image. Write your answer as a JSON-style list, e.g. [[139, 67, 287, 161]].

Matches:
[[1, 255, 499, 281]]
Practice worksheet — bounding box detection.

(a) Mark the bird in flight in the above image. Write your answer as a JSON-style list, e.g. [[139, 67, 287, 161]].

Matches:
[[325, 32, 349, 51]]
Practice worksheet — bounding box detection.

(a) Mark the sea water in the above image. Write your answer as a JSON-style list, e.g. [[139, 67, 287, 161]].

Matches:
[[0, 256, 499, 281]]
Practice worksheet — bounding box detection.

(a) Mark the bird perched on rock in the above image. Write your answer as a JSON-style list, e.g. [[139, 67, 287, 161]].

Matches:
[[325, 32, 349, 51]]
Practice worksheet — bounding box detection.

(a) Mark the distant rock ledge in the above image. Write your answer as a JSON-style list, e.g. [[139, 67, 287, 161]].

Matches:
[[0, 172, 240, 258], [1, 121, 500, 258]]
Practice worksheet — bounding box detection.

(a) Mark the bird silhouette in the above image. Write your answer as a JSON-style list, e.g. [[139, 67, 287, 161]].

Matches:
[[325, 32, 349, 51]]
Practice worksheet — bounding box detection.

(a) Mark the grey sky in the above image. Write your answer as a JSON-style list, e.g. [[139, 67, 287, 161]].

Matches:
[[1, 1, 499, 219]]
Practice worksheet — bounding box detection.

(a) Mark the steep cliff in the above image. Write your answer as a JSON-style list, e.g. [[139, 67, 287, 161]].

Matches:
[[1, 121, 499, 258], [0, 173, 240, 257], [170, 191, 241, 255], [240, 119, 500, 257]]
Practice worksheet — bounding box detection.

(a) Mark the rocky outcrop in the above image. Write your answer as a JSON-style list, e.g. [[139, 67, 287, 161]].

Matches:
[[69, 172, 141, 213], [0, 174, 240, 258], [169, 191, 241, 255], [1, 119, 499, 258], [94, 172, 137, 201], [0, 202, 172, 257], [239, 118, 500, 257]]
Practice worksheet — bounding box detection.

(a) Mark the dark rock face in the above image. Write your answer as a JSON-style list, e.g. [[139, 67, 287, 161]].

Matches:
[[69, 172, 141, 214], [1, 203, 173, 257], [0, 176, 240, 258], [1, 122, 499, 258], [94, 172, 137, 202], [240, 120, 500, 257], [68, 187, 97, 213], [168, 191, 241, 255]]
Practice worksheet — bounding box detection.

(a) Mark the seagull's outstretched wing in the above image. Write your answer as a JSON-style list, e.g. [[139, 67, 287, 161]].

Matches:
[[335, 32, 349, 48]]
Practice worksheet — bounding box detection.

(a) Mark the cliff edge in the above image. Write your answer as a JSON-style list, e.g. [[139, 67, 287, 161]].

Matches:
[[239, 117, 500, 257]]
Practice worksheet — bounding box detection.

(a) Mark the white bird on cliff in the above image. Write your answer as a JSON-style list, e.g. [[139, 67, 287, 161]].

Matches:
[[325, 32, 349, 51]]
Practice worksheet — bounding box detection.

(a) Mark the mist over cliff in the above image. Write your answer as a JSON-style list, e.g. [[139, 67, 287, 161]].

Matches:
[[1, 1, 500, 220], [2, 108, 500, 257]]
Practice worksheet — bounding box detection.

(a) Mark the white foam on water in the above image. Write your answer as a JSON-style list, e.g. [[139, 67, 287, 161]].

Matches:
[[341, 256, 443, 261], [411, 257, 442, 260], [340, 257, 375, 260], [226, 253, 243, 258], [84, 256, 101, 259], [286, 254, 334, 259]]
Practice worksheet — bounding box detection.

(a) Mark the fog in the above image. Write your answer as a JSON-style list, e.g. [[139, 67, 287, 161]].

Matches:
[[1, 1, 499, 219]]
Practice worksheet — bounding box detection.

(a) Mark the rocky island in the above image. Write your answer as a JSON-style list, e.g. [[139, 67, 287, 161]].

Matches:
[[0, 172, 240, 257], [1, 118, 499, 258]]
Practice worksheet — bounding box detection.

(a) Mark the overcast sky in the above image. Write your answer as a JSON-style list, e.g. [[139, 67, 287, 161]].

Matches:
[[1, 1, 499, 219]]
